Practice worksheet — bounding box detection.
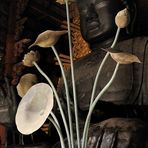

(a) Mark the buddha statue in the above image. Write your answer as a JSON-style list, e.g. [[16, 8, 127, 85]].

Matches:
[[57, 0, 148, 119], [54, 0, 148, 147]]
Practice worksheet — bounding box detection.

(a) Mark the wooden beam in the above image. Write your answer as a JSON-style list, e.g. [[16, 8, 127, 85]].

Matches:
[[28, 4, 63, 24], [26, 0, 67, 26], [30, 0, 67, 18]]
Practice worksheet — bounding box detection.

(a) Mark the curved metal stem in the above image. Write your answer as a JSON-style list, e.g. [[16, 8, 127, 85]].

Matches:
[[51, 45, 73, 148], [51, 111, 61, 129], [48, 116, 65, 148], [65, 1, 80, 148], [83, 27, 121, 148], [33, 61, 71, 148], [82, 63, 120, 148], [111, 28, 121, 48], [90, 28, 121, 107], [90, 52, 110, 106]]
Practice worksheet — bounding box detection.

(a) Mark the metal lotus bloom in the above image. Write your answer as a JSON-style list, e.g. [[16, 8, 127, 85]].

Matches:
[[115, 8, 130, 28], [22, 50, 40, 67], [16, 73, 38, 97], [15, 83, 54, 135], [110, 51, 141, 64], [29, 30, 67, 48], [15, 3, 141, 148], [102, 48, 141, 64]]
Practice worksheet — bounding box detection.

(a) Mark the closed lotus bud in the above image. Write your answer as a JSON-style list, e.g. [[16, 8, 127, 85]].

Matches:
[[29, 30, 67, 48], [22, 50, 40, 67], [56, 0, 75, 5], [115, 8, 130, 28], [17, 73, 38, 97], [56, 0, 66, 4], [110, 52, 141, 64]]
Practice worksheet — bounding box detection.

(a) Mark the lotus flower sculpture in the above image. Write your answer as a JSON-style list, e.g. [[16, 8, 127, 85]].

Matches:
[[15, 5, 141, 148]]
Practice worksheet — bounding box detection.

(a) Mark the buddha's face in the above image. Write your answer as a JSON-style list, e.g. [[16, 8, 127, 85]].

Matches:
[[76, 0, 124, 44]]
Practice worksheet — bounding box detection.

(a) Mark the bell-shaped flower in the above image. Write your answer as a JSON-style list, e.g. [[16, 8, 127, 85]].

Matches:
[[115, 8, 130, 28], [22, 50, 40, 67], [15, 83, 54, 135], [29, 30, 67, 48], [17, 73, 38, 97]]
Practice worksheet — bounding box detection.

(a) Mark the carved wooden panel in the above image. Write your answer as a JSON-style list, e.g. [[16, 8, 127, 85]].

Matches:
[[60, 2, 91, 59]]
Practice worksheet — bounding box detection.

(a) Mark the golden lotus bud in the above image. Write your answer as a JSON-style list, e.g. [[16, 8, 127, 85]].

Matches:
[[22, 50, 40, 67], [115, 8, 130, 28], [110, 52, 141, 64], [56, 0, 75, 5], [29, 30, 67, 48], [17, 73, 38, 97]]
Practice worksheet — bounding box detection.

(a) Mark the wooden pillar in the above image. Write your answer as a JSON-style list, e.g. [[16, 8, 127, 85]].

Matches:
[[4, 0, 17, 78], [0, 125, 6, 148]]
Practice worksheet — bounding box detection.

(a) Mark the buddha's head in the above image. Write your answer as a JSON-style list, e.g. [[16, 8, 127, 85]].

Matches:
[[76, 0, 148, 49]]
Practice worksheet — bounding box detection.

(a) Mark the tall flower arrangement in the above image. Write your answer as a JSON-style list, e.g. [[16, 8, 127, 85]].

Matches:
[[15, 2, 141, 148]]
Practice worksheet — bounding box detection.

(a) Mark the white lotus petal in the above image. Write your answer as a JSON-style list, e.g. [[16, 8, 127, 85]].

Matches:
[[15, 83, 54, 135]]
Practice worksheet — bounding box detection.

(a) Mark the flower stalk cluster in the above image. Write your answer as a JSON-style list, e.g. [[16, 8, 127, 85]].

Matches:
[[16, 4, 141, 148]]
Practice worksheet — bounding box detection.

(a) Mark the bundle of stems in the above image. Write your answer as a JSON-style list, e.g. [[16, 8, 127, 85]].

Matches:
[[33, 14, 120, 148], [23, 3, 140, 148]]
